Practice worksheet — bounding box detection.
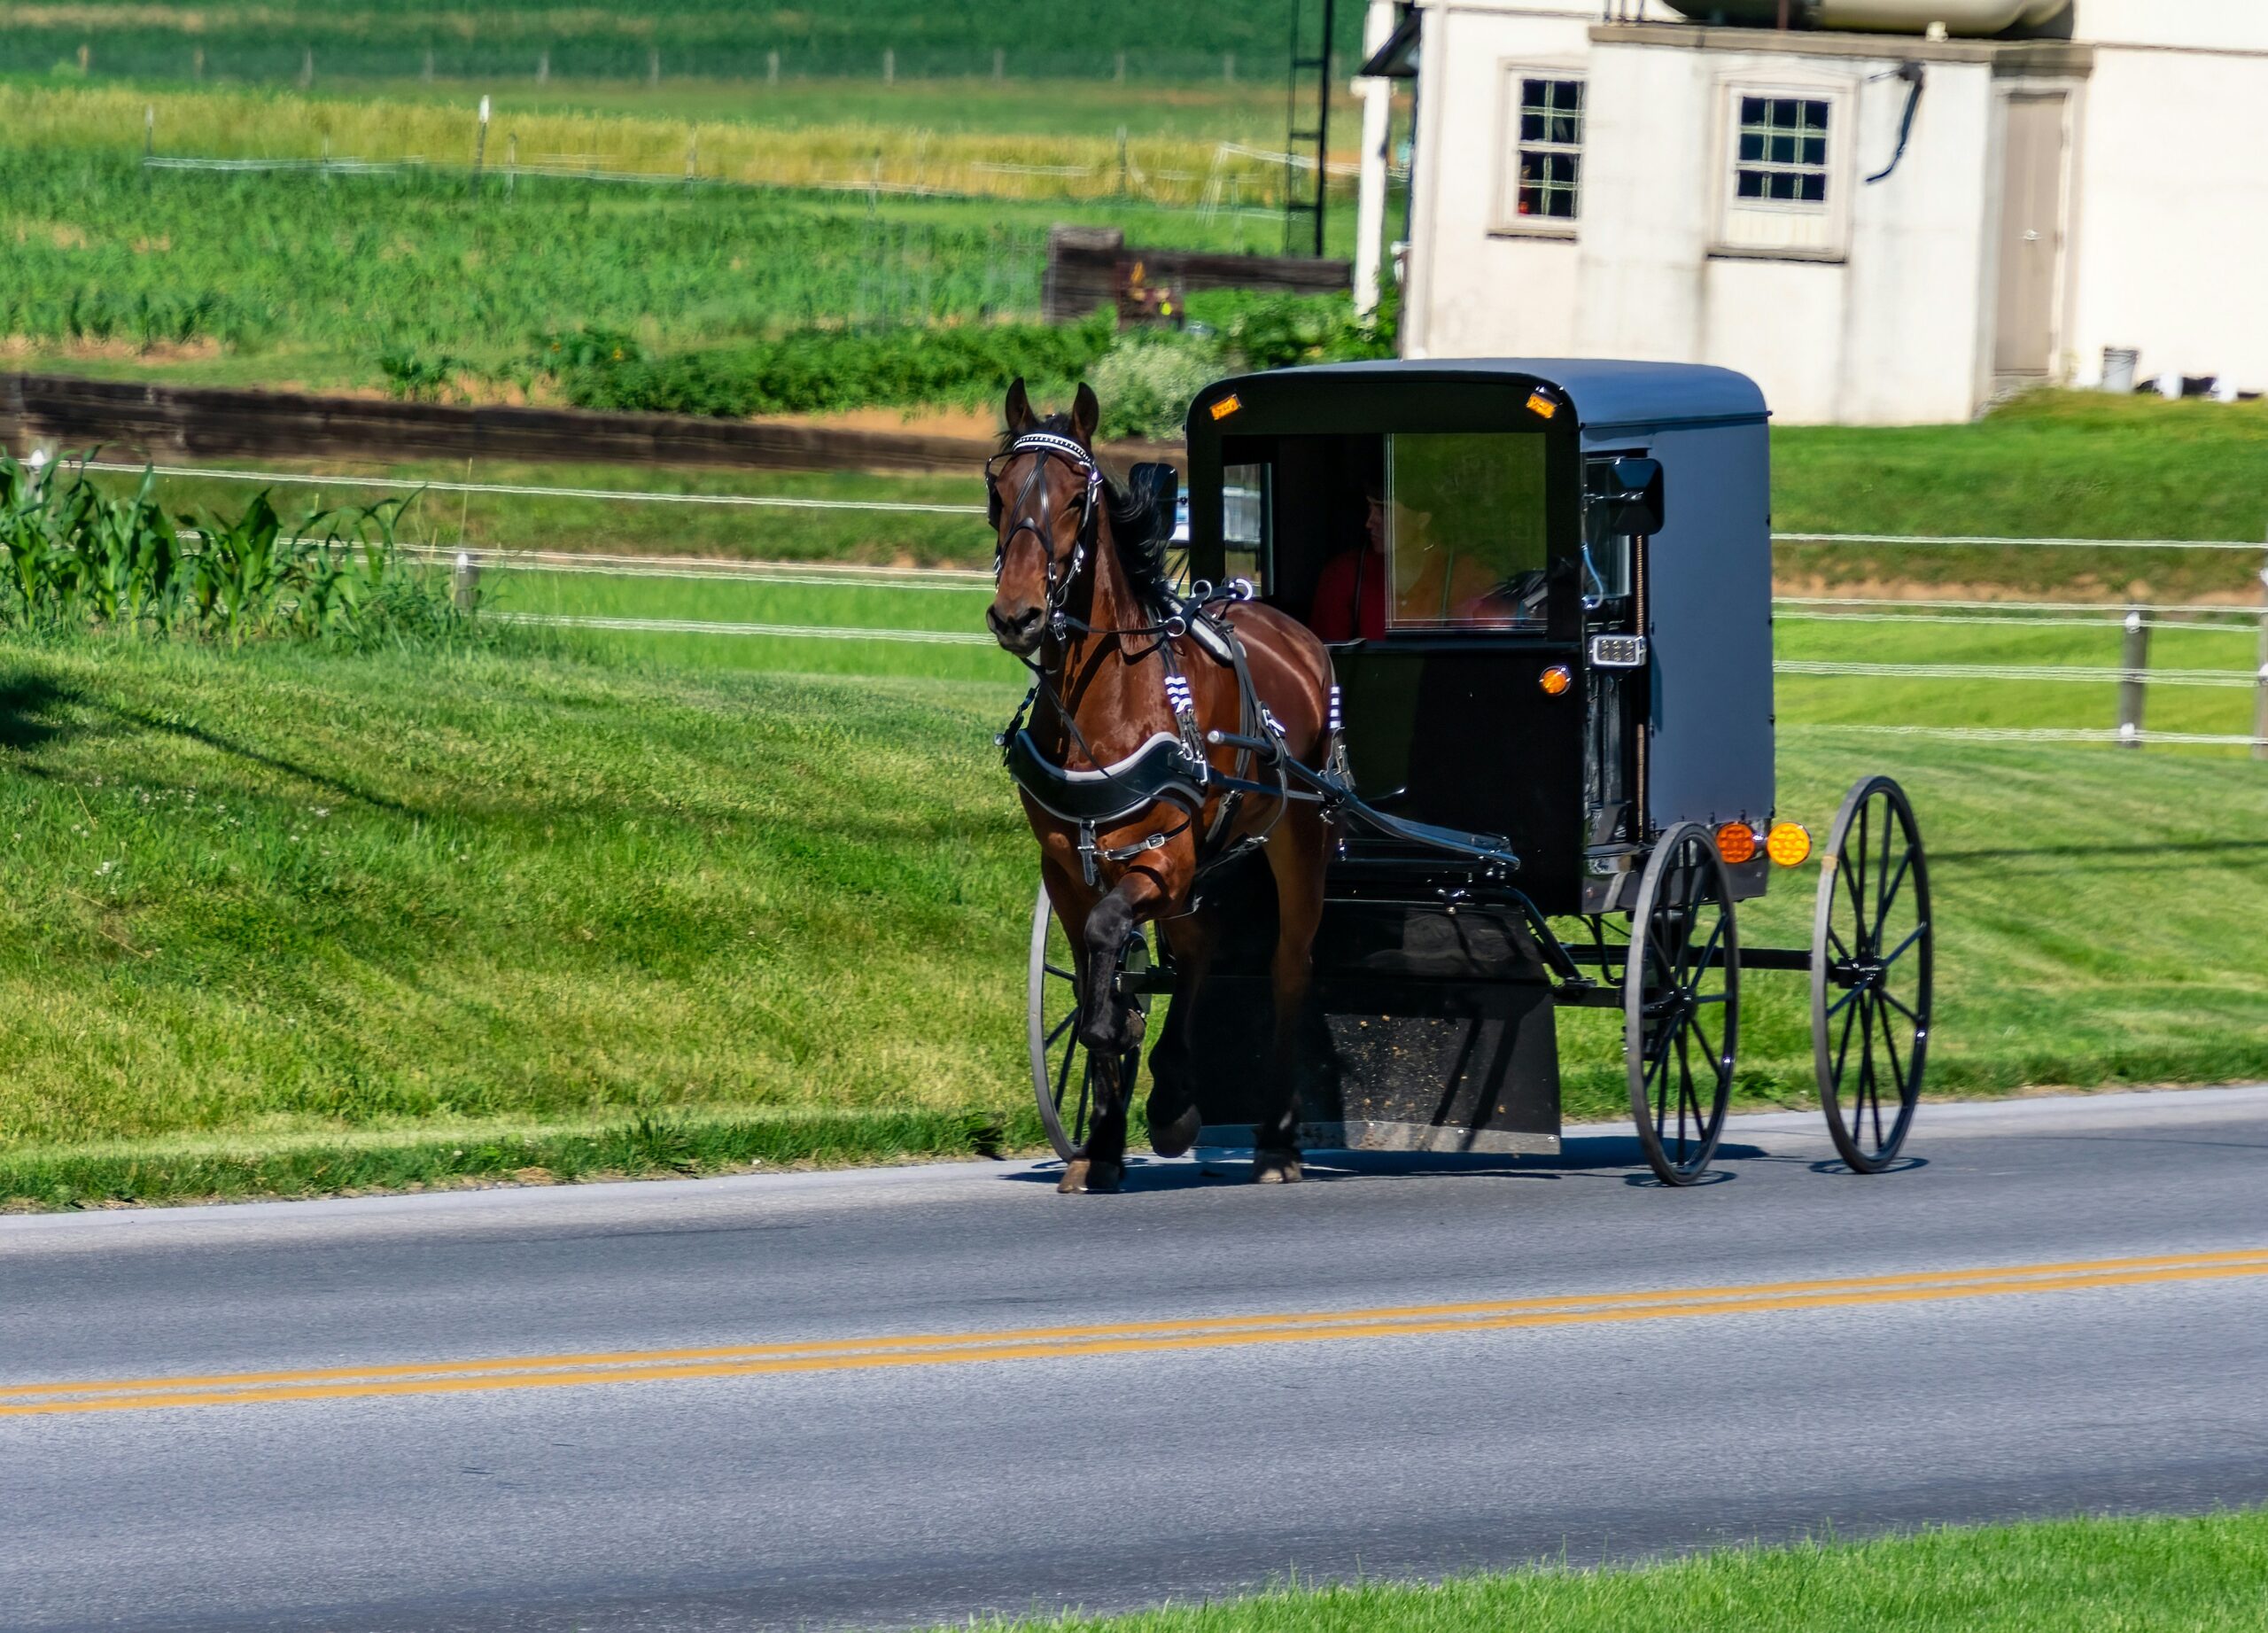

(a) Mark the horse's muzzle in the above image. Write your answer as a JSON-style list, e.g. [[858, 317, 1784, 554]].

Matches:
[[988, 603, 1045, 655]]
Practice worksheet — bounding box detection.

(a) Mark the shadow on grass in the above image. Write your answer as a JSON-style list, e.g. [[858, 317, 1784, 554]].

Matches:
[[94, 699, 420, 817], [0, 672, 81, 759]]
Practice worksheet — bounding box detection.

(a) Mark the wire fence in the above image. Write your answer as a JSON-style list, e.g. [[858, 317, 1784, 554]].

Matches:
[[57, 455, 2268, 751]]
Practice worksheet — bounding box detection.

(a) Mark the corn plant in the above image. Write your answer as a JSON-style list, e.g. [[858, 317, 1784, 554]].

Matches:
[[0, 453, 460, 646]]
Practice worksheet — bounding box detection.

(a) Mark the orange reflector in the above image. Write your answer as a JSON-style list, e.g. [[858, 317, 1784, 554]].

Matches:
[[1208, 393, 1243, 421], [1539, 665, 1572, 696], [1716, 822, 1759, 866], [1767, 822, 1814, 867], [1526, 391, 1559, 420]]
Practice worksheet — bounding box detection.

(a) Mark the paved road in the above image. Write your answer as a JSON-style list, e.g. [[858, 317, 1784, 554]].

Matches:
[[4, 1087, 2267, 1633]]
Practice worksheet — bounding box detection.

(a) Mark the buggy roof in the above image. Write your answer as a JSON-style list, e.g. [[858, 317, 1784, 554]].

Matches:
[[1243, 359, 1769, 437]]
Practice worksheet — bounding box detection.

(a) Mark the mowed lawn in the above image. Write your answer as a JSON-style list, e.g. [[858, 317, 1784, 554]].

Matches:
[[0, 623, 2264, 1207], [962, 1509, 2268, 1632]]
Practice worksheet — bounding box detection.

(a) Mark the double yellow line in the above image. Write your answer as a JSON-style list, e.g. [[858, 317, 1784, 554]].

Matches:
[[6, 1248, 2264, 1421]]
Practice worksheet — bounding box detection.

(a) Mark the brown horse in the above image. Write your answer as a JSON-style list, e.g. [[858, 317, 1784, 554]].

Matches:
[[985, 377, 1335, 1193]]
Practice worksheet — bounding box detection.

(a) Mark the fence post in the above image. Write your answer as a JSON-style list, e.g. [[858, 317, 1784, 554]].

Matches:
[[537, 48, 549, 85], [505, 133, 517, 196], [2254, 543, 2268, 760], [993, 48, 1005, 82], [1115, 51, 1127, 82], [422, 46, 434, 83], [685, 128, 698, 183], [768, 50, 780, 85], [472, 96, 489, 192], [453, 552, 480, 613], [649, 46, 662, 86], [192, 45, 205, 82], [1224, 51, 1236, 82], [883, 48, 895, 84], [299, 46, 314, 89], [144, 104, 154, 161], [2117, 604, 2149, 748]]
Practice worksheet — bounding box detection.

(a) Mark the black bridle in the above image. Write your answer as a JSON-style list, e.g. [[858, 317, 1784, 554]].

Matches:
[[987, 431, 1105, 657]]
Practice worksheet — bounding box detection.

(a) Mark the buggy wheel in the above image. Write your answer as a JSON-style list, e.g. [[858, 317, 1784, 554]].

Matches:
[[1625, 823, 1739, 1186], [1027, 883, 1149, 1163], [1812, 776, 1932, 1173]]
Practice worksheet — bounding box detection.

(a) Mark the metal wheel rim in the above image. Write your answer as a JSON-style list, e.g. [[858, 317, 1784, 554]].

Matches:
[[1027, 883, 1089, 1162], [1625, 824, 1739, 1186], [1811, 776, 1931, 1173]]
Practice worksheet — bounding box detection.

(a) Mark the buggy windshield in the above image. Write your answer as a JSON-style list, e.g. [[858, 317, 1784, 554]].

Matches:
[[1385, 433, 1552, 631]]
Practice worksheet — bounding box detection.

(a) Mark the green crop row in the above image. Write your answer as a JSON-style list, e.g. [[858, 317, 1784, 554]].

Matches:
[[0, 1, 1366, 84], [0, 145, 1047, 365], [0, 455, 460, 644]]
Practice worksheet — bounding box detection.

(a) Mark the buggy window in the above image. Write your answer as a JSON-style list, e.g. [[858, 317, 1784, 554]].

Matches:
[[1385, 433, 1551, 631], [1222, 462, 1269, 592]]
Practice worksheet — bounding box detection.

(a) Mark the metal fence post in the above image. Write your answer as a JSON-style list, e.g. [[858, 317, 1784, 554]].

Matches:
[[2117, 604, 2149, 748], [2254, 542, 2268, 760], [453, 551, 480, 613]]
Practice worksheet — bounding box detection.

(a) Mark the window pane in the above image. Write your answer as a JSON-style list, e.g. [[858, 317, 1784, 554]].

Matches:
[[1800, 173, 1827, 202], [1737, 170, 1765, 198], [1803, 100, 1829, 131], [1742, 95, 1765, 123], [1385, 434, 1553, 631], [1740, 132, 1764, 162], [1521, 111, 1545, 141], [1804, 136, 1827, 167]]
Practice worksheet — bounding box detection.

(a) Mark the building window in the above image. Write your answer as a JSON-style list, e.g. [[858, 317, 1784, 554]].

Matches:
[[1716, 81, 1852, 261], [1736, 96, 1830, 206], [1495, 69, 1584, 233], [1518, 77, 1585, 220]]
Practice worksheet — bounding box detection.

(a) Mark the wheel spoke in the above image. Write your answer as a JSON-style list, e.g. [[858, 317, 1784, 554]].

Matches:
[[1690, 1015, 1719, 1076], [1045, 1009, 1076, 1047], [1674, 1030, 1695, 1155], [1052, 1024, 1077, 1109], [1825, 984, 1863, 1020], [1832, 985, 1860, 1093], [1879, 986, 1922, 1025], [1045, 962, 1076, 982], [1879, 921, 1929, 971], [1876, 993, 1909, 1109], [1824, 922, 1853, 964], [1877, 841, 1916, 924]]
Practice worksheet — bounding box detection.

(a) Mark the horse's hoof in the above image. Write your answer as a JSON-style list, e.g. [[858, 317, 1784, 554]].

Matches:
[[1253, 1150, 1303, 1185], [1057, 1158, 1123, 1194], [1149, 1105, 1202, 1159]]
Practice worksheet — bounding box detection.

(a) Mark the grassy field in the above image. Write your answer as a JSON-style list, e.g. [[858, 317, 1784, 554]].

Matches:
[[0, 2, 1369, 86], [0, 607, 2263, 1207], [0, 79, 1364, 396], [959, 1509, 2268, 1632]]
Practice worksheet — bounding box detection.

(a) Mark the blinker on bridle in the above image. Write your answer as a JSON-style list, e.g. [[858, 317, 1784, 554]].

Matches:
[[989, 431, 1103, 653]]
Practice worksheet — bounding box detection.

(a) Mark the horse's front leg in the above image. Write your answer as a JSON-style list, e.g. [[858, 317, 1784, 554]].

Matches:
[[1061, 861, 1171, 1194]]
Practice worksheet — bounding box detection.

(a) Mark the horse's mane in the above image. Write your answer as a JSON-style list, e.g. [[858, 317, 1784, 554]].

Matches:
[[1003, 414, 1175, 612]]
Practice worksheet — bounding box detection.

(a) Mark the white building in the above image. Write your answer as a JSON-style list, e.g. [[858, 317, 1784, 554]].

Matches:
[[1371, 0, 2268, 423]]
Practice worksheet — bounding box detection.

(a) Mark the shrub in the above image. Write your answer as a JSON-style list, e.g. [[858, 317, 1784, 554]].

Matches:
[[1090, 330, 1223, 440]]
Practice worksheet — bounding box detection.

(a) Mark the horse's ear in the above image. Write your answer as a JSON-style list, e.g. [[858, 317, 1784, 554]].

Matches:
[[1071, 382, 1100, 447], [1004, 377, 1036, 434]]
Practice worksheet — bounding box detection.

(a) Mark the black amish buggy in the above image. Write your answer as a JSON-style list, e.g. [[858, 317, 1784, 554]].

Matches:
[[1027, 360, 1933, 1186]]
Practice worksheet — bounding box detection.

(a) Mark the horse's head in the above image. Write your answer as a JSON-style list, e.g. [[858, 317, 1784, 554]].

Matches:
[[986, 377, 1101, 658]]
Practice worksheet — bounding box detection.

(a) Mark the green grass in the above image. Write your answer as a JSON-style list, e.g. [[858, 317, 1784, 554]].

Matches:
[[957, 1509, 2268, 1632], [0, 610, 2263, 1209]]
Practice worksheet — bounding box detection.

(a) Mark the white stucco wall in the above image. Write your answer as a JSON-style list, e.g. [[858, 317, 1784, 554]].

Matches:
[[1401, 0, 2268, 419], [2069, 0, 2268, 52], [2063, 47, 2268, 392], [1408, 9, 2000, 422]]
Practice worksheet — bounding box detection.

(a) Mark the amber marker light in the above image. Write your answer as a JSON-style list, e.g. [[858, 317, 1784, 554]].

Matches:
[[1715, 822, 1759, 866], [1539, 664, 1573, 696], [1208, 393, 1243, 421], [1767, 822, 1814, 867]]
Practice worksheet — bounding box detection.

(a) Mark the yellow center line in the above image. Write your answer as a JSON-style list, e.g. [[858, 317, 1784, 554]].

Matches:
[[4, 1249, 2263, 1421]]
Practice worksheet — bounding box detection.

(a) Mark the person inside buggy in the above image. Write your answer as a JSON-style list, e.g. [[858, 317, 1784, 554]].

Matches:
[[1301, 439, 1553, 643]]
